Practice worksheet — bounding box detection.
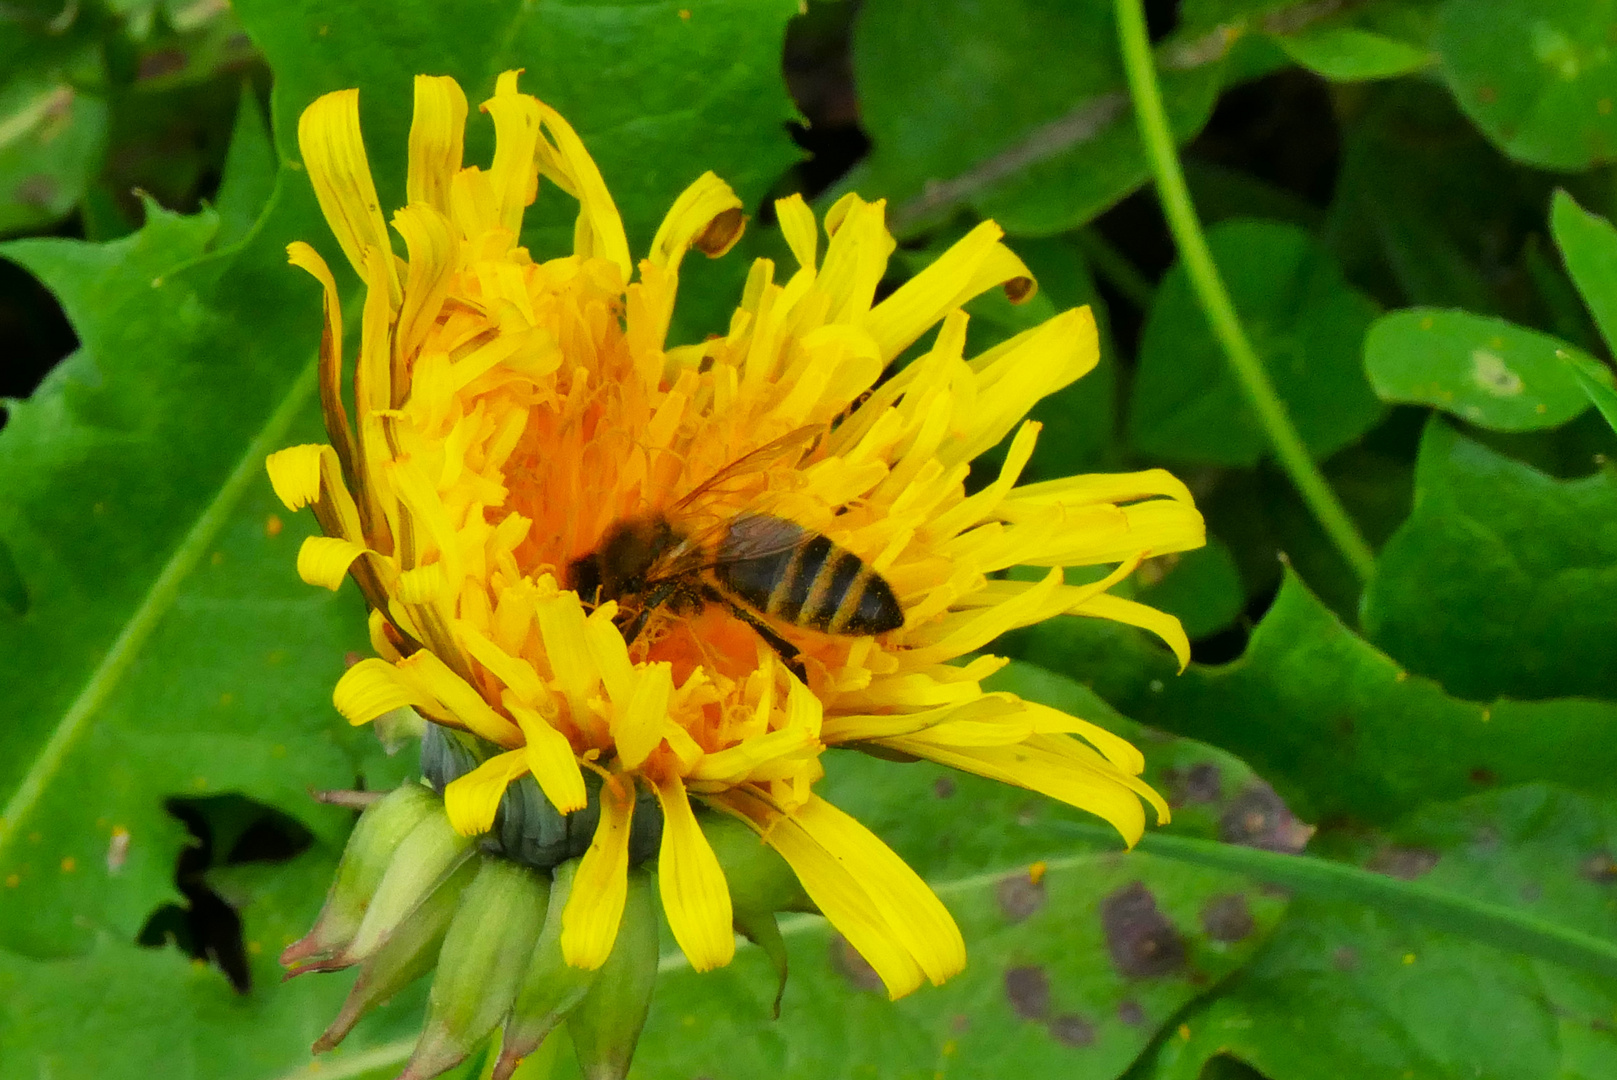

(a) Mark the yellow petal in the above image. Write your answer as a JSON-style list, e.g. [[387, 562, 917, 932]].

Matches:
[[649, 172, 745, 272], [534, 587, 602, 736], [508, 702, 589, 813], [286, 242, 359, 484], [613, 662, 674, 771], [333, 658, 428, 726], [1072, 593, 1193, 671], [296, 89, 397, 296], [719, 789, 924, 999], [1007, 467, 1195, 509], [1005, 499, 1207, 567], [457, 621, 546, 703], [443, 749, 530, 836], [884, 735, 1151, 845], [392, 203, 459, 366], [561, 773, 635, 969], [776, 193, 818, 271], [397, 649, 524, 745], [407, 74, 469, 213], [944, 308, 1098, 466], [865, 219, 1031, 360], [653, 775, 734, 971], [296, 535, 370, 590], [265, 444, 325, 511], [482, 71, 543, 236], [1020, 701, 1146, 774], [532, 99, 631, 278], [793, 795, 964, 985], [815, 195, 894, 324]]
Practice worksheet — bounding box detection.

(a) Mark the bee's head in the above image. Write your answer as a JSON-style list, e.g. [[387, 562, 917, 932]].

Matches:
[[573, 516, 680, 601]]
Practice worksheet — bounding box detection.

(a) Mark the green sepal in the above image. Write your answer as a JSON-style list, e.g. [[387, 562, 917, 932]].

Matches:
[[734, 909, 789, 1019], [700, 809, 812, 915], [399, 857, 552, 1080], [280, 783, 438, 972], [312, 854, 480, 1054], [493, 859, 598, 1080], [565, 867, 660, 1080], [340, 801, 478, 965]]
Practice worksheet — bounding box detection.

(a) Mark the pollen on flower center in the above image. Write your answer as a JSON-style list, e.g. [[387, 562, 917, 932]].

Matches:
[[267, 68, 1206, 1009]]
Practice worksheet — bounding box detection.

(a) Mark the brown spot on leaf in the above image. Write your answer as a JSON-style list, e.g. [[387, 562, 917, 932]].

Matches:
[[1116, 1000, 1145, 1026], [1183, 763, 1222, 803], [1218, 782, 1313, 853], [1049, 1014, 1096, 1047], [1367, 845, 1440, 881], [1333, 946, 1358, 971], [15, 175, 56, 208], [1101, 881, 1187, 978], [1199, 894, 1255, 943], [1580, 851, 1617, 883], [933, 776, 955, 799], [950, 1013, 971, 1034], [830, 934, 883, 993], [997, 872, 1046, 922], [1004, 965, 1050, 1019], [138, 49, 188, 81], [1470, 767, 1498, 786]]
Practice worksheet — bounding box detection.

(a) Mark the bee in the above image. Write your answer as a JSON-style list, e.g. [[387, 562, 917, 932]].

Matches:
[[566, 431, 904, 678]]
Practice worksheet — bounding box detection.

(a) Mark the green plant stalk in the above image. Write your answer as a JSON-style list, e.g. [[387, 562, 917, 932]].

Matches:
[[1112, 0, 1377, 583]]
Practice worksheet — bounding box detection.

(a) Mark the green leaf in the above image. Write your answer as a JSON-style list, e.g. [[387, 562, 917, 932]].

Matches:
[[1551, 189, 1617, 357], [1, 838, 434, 1079], [1364, 308, 1599, 431], [214, 91, 279, 251], [851, 0, 1225, 236], [1568, 354, 1617, 433], [1436, 0, 1617, 172], [1144, 786, 1617, 1078], [234, 0, 802, 254], [1134, 539, 1246, 642], [1123, 570, 1617, 826], [1275, 26, 1432, 81], [1128, 220, 1384, 466], [0, 184, 412, 958], [0, 73, 109, 234], [1326, 81, 1570, 326], [1362, 419, 1617, 702]]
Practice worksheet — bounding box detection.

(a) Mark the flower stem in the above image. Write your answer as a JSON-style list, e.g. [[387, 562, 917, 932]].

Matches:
[[1112, 0, 1377, 584]]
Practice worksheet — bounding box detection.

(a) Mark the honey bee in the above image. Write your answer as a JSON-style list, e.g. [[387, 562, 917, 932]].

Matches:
[[566, 431, 904, 678]]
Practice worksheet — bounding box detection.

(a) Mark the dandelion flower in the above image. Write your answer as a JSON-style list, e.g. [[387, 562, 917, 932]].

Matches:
[[268, 70, 1204, 1079]]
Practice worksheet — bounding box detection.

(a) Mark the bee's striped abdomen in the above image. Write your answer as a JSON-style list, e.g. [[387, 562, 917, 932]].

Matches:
[[714, 516, 903, 636]]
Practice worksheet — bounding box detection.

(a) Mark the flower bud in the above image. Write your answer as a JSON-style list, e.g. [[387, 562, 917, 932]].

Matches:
[[341, 802, 478, 964], [565, 867, 659, 1080], [312, 854, 480, 1054], [700, 810, 811, 916], [699, 811, 812, 1015], [281, 783, 438, 972], [399, 857, 551, 1080], [492, 860, 598, 1080]]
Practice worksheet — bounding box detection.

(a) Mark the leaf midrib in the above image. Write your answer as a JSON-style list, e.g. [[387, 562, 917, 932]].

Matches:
[[0, 359, 319, 859]]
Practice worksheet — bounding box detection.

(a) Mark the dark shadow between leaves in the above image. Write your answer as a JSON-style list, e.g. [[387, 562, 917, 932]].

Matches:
[[135, 794, 314, 993]]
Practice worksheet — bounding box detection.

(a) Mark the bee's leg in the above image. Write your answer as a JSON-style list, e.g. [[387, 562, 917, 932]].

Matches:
[[621, 581, 680, 646], [704, 584, 807, 682]]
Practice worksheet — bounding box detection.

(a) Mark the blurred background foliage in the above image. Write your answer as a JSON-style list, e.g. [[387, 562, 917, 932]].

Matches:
[[3, 0, 1617, 1077]]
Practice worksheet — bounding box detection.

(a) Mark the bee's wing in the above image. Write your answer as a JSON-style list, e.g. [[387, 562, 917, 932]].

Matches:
[[644, 513, 806, 584], [711, 513, 810, 562], [668, 426, 824, 515]]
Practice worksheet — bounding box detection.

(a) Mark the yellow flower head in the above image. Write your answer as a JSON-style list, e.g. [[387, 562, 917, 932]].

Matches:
[[267, 71, 1204, 999]]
